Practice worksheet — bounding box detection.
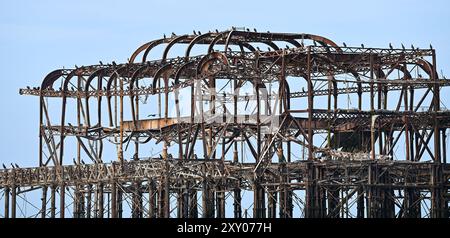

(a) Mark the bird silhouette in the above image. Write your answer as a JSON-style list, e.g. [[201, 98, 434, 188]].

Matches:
[[430, 44, 433, 50], [401, 44, 405, 50], [193, 30, 196, 35], [361, 44, 365, 48], [313, 41, 317, 47], [256, 47, 261, 51], [253, 28, 257, 32], [215, 29, 219, 33], [73, 158, 77, 165], [81, 159, 85, 165], [197, 31, 201, 35], [246, 28, 250, 32], [10, 163, 15, 168], [99, 61, 103, 65], [411, 44, 415, 50], [389, 43, 393, 49], [15, 163, 19, 168], [2, 164, 6, 169], [163, 34, 166, 39], [343, 42, 347, 47], [171, 32, 176, 37]]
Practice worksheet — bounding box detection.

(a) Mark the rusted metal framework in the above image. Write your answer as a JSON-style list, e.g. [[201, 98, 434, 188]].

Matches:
[[1, 28, 450, 218]]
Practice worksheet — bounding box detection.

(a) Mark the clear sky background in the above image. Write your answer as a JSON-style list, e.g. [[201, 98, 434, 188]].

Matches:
[[1, 0, 450, 167]]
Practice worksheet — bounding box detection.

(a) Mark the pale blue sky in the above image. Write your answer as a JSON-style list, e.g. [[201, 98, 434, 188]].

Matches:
[[1, 0, 450, 168]]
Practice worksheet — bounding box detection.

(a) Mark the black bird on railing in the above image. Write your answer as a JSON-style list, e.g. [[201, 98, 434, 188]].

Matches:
[[430, 44, 433, 50], [193, 30, 197, 35], [401, 44, 405, 50], [215, 29, 219, 33], [361, 44, 365, 48], [197, 31, 201, 35], [343, 42, 347, 47], [171, 32, 176, 37], [15, 163, 19, 168], [389, 43, 393, 49], [2, 163, 6, 169], [10, 163, 15, 169], [253, 28, 257, 32], [256, 47, 261, 51], [163, 34, 166, 39], [81, 159, 86, 165], [73, 158, 77, 165], [411, 44, 415, 51]]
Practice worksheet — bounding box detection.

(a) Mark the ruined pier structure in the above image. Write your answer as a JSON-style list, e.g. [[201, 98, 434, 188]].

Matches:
[[1, 29, 450, 218]]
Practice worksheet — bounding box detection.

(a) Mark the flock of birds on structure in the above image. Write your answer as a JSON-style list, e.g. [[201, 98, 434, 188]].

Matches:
[[19, 27, 444, 94]]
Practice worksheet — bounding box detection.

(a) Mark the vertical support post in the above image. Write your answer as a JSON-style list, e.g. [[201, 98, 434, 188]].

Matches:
[[357, 187, 365, 218], [11, 184, 16, 218], [117, 184, 123, 218], [216, 182, 225, 218], [268, 189, 277, 218], [73, 185, 79, 218], [50, 185, 56, 218], [443, 129, 447, 164], [60, 184, 65, 218], [4, 187, 9, 218], [148, 179, 156, 218], [432, 49, 441, 163], [182, 182, 189, 218], [41, 186, 47, 218], [98, 183, 104, 218], [307, 46, 314, 160]]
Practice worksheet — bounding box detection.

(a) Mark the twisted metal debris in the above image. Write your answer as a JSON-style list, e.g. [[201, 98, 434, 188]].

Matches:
[[1, 28, 450, 218]]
